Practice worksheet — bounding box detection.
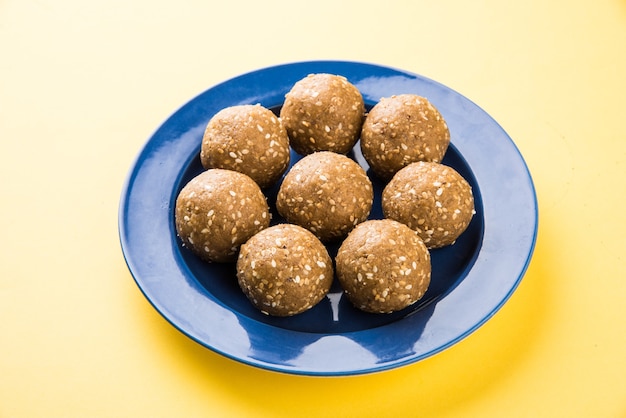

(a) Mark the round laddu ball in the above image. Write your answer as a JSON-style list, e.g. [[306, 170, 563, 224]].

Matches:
[[335, 219, 431, 314], [280, 73, 365, 155], [360, 94, 450, 180], [200, 104, 290, 189], [276, 151, 373, 242], [237, 224, 333, 316], [382, 162, 475, 249], [175, 169, 270, 263]]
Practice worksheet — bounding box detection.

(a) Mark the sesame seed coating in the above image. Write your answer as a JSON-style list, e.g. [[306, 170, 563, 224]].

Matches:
[[237, 224, 333, 316], [382, 161, 475, 249], [360, 94, 450, 180], [276, 151, 373, 242], [280, 73, 365, 155], [174, 169, 270, 263], [200, 104, 290, 189], [336, 219, 431, 314]]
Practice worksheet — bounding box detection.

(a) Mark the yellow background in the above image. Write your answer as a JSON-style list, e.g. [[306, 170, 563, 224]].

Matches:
[[2, 0, 625, 416]]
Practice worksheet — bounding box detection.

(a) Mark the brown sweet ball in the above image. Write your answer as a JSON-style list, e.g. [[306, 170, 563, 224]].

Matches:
[[236, 224, 333, 316], [279, 73, 365, 155], [276, 151, 373, 242], [360, 94, 450, 180], [336, 219, 431, 314], [175, 169, 270, 263], [200, 104, 290, 189], [382, 162, 475, 249]]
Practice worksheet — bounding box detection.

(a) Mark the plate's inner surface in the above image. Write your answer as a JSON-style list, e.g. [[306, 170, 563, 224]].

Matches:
[[175, 105, 485, 334]]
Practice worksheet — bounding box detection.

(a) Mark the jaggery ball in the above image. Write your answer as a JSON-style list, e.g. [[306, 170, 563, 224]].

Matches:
[[360, 94, 450, 180], [382, 162, 475, 249], [335, 219, 431, 314], [236, 224, 333, 316], [200, 104, 290, 189], [175, 169, 270, 262], [280, 73, 365, 155], [276, 151, 373, 242]]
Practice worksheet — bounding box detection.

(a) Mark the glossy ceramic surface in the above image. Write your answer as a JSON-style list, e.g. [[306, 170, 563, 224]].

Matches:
[[119, 61, 538, 375]]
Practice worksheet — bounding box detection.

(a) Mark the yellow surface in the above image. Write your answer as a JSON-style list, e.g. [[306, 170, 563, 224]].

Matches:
[[1, 0, 625, 416]]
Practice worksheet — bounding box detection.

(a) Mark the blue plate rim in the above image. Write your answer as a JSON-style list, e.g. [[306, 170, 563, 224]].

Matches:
[[118, 60, 538, 376]]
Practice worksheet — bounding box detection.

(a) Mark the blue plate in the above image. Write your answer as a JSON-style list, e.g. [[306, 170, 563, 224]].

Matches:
[[119, 61, 538, 375]]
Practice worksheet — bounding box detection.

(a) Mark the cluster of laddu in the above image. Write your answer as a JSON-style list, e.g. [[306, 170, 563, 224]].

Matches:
[[175, 73, 474, 316]]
